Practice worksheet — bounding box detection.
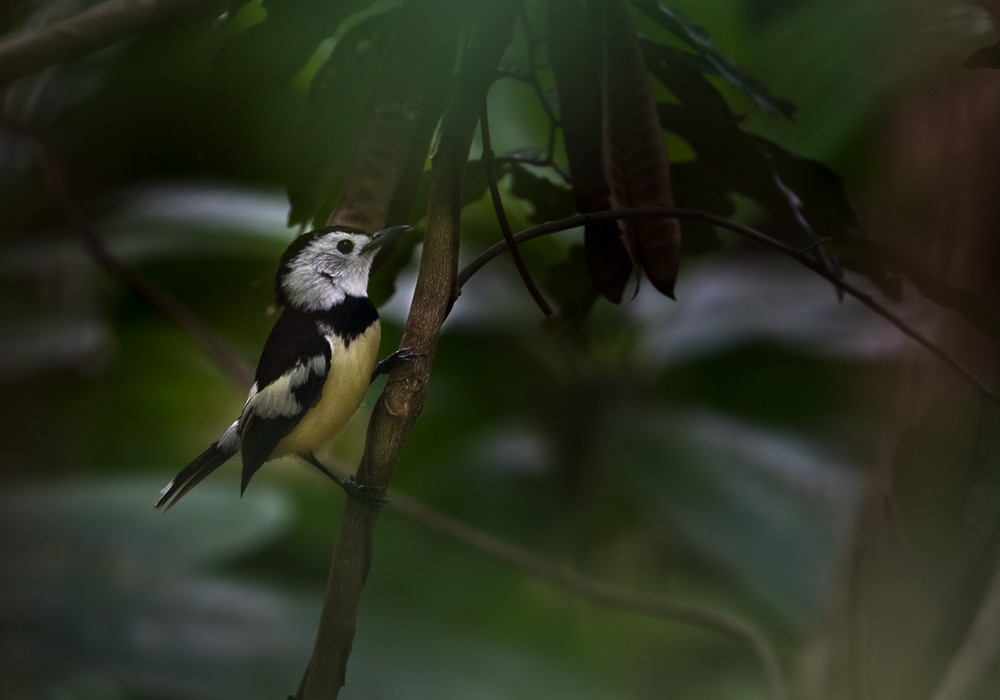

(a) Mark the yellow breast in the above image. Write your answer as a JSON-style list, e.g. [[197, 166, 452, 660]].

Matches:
[[273, 321, 381, 457]]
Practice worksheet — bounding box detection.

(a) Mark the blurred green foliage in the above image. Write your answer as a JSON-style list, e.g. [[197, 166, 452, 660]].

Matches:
[[1, 0, 997, 699]]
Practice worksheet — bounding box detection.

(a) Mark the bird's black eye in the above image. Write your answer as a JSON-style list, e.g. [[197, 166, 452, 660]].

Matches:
[[336, 239, 355, 255]]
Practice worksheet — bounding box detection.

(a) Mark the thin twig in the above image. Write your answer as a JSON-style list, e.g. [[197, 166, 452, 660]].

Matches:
[[796, 237, 834, 255], [457, 207, 999, 404], [521, 6, 572, 185], [0, 115, 252, 386], [517, 6, 560, 132], [0, 0, 226, 87], [479, 100, 553, 317], [489, 9, 571, 185], [387, 490, 788, 700]]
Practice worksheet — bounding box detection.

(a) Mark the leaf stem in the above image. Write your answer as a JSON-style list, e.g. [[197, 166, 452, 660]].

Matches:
[[457, 206, 999, 404], [479, 99, 553, 317]]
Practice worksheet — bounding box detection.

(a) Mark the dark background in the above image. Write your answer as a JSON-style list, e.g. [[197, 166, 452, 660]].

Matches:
[[2, 0, 999, 698]]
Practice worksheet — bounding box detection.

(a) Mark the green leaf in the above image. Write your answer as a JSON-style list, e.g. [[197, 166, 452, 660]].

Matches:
[[504, 164, 576, 224], [325, 0, 465, 232], [344, 607, 632, 700], [213, 0, 374, 94], [0, 480, 644, 700], [542, 244, 599, 329], [629, 0, 796, 119], [0, 479, 306, 698], [0, 314, 111, 380], [751, 134, 903, 298], [0, 477, 291, 570], [414, 157, 571, 227], [644, 45, 784, 217], [643, 43, 847, 285], [616, 411, 859, 628], [287, 15, 393, 227]]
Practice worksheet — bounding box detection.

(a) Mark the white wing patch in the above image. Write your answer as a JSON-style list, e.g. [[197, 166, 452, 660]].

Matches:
[[243, 355, 327, 420], [217, 420, 240, 452], [243, 382, 259, 408]]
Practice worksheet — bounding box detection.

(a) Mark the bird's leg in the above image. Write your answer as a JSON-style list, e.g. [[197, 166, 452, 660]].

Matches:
[[370, 346, 426, 384], [300, 453, 389, 507]]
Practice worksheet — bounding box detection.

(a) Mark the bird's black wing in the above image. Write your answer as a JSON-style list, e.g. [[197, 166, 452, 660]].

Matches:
[[238, 308, 331, 492]]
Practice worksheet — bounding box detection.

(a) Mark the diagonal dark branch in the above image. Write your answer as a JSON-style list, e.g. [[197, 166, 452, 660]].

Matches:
[[457, 207, 999, 404], [0, 0, 226, 88], [387, 490, 787, 700], [0, 114, 252, 386], [833, 237, 1000, 340], [479, 99, 553, 317]]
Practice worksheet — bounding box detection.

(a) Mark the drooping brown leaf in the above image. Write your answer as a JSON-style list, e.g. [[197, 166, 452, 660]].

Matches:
[[549, 0, 635, 303], [328, 0, 466, 232], [603, 0, 681, 298]]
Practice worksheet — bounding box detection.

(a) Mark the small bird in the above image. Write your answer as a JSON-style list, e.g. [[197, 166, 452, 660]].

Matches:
[[156, 224, 412, 509]]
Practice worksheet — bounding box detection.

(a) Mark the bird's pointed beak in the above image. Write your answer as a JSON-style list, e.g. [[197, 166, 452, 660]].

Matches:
[[361, 225, 411, 254]]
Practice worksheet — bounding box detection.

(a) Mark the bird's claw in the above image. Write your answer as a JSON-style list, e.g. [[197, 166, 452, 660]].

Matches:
[[371, 347, 427, 382], [300, 453, 389, 507], [341, 477, 390, 507]]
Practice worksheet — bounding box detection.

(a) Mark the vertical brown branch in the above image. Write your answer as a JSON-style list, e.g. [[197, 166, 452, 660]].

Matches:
[[294, 6, 519, 698]]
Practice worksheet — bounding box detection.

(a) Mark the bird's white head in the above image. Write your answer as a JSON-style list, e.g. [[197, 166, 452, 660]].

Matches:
[[276, 225, 409, 311]]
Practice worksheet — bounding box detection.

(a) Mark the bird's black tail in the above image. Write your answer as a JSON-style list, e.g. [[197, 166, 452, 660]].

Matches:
[[156, 441, 236, 509]]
